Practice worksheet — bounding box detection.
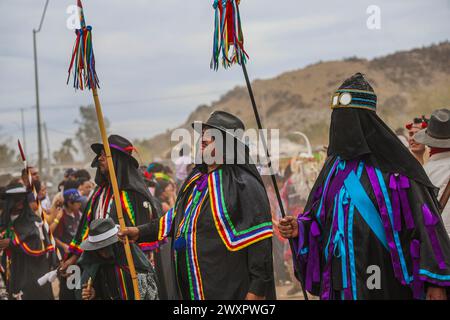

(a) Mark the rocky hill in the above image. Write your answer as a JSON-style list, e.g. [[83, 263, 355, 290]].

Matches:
[[138, 42, 450, 159]]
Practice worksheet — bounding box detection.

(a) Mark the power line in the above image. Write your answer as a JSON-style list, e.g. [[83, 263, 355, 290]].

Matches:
[[46, 127, 75, 136], [0, 89, 226, 114]]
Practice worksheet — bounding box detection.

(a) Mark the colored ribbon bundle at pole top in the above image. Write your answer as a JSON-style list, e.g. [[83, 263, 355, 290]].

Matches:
[[67, 0, 99, 90], [211, 0, 249, 70]]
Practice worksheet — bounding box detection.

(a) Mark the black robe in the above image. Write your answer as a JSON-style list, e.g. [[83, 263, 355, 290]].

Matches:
[[293, 108, 450, 300], [1, 197, 54, 300], [76, 243, 158, 300], [137, 165, 276, 300], [68, 149, 163, 298]]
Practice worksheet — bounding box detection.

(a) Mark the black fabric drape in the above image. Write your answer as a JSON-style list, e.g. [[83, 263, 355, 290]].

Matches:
[[328, 108, 435, 188]]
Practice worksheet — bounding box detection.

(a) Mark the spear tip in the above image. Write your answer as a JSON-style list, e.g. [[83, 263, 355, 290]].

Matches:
[[18, 139, 26, 162]]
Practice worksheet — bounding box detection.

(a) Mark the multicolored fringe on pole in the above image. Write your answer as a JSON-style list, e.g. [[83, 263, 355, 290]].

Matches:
[[210, 0, 249, 70], [67, 0, 99, 90]]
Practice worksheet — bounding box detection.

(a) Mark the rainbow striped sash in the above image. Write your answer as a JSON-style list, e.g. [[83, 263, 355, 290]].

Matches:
[[208, 169, 273, 251]]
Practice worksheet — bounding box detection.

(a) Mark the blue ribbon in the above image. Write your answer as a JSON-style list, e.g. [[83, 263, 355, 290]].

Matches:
[[333, 187, 348, 289], [344, 171, 388, 250], [347, 161, 364, 300]]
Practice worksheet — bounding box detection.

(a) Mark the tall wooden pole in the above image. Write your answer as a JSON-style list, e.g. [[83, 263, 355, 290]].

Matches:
[[91, 87, 141, 300]]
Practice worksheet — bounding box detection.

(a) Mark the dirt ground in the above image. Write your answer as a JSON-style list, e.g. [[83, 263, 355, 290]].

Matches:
[[276, 283, 318, 300]]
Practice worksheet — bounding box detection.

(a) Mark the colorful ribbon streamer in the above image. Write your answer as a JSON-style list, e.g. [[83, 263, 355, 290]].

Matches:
[[210, 0, 249, 70], [67, 0, 99, 90]]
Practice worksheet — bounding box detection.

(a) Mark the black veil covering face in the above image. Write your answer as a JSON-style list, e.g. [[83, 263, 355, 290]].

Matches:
[[327, 73, 434, 188], [84, 136, 166, 298], [0, 192, 34, 237], [0, 184, 46, 246], [294, 73, 450, 300], [76, 242, 156, 300], [92, 148, 156, 204], [194, 125, 264, 187]]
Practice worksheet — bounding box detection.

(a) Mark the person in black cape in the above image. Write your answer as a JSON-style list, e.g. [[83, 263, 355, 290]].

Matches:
[[77, 218, 158, 300], [279, 73, 450, 300], [0, 182, 55, 300], [119, 111, 276, 300], [59, 135, 165, 299]]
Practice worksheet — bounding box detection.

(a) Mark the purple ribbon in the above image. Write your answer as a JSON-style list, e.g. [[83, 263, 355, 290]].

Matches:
[[305, 220, 321, 291], [389, 174, 415, 231], [410, 239, 424, 299], [110, 143, 132, 155], [422, 204, 446, 270], [366, 165, 406, 284], [296, 214, 311, 254], [321, 196, 340, 300], [195, 173, 209, 191], [319, 161, 358, 300], [324, 161, 356, 214]]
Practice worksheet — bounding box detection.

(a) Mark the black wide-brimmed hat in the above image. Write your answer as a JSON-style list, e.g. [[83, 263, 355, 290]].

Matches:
[[91, 134, 139, 168], [80, 218, 119, 251], [414, 108, 450, 148], [192, 110, 247, 145], [0, 182, 28, 200]]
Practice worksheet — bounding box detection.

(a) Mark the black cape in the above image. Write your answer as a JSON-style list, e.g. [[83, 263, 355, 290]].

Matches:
[[0, 195, 54, 300], [69, 149, 163, 296], [294, 108, 450, 299], [76, 242, 158, 300], [138, 164, 276, 300]]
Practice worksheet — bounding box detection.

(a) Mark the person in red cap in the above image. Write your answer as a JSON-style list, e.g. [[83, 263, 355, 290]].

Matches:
[[405, 116, 429, 164]]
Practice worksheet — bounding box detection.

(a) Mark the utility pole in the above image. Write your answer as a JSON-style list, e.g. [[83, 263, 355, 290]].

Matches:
[[33, 0, 50, 174]]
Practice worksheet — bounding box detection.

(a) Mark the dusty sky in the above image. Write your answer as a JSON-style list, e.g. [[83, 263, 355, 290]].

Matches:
[[1, 0, 449, 161]]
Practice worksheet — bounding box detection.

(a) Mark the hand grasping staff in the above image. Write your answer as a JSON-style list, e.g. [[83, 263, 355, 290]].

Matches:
[[81, 277, 95, 300]]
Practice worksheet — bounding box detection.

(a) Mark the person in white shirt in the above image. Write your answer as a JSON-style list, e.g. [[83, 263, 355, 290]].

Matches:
[[405, 116, 429, 165], [414, 108, 450, 235]]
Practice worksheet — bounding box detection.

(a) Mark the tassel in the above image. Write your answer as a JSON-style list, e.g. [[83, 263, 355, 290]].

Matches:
[[67, 0, 99, 90], [210, 0, 249, 70]]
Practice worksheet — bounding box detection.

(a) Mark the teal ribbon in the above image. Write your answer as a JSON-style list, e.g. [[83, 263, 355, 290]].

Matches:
[[347, 161, 365, 300], [333, 187, 349, 289], [344, 171, 388, 249]]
